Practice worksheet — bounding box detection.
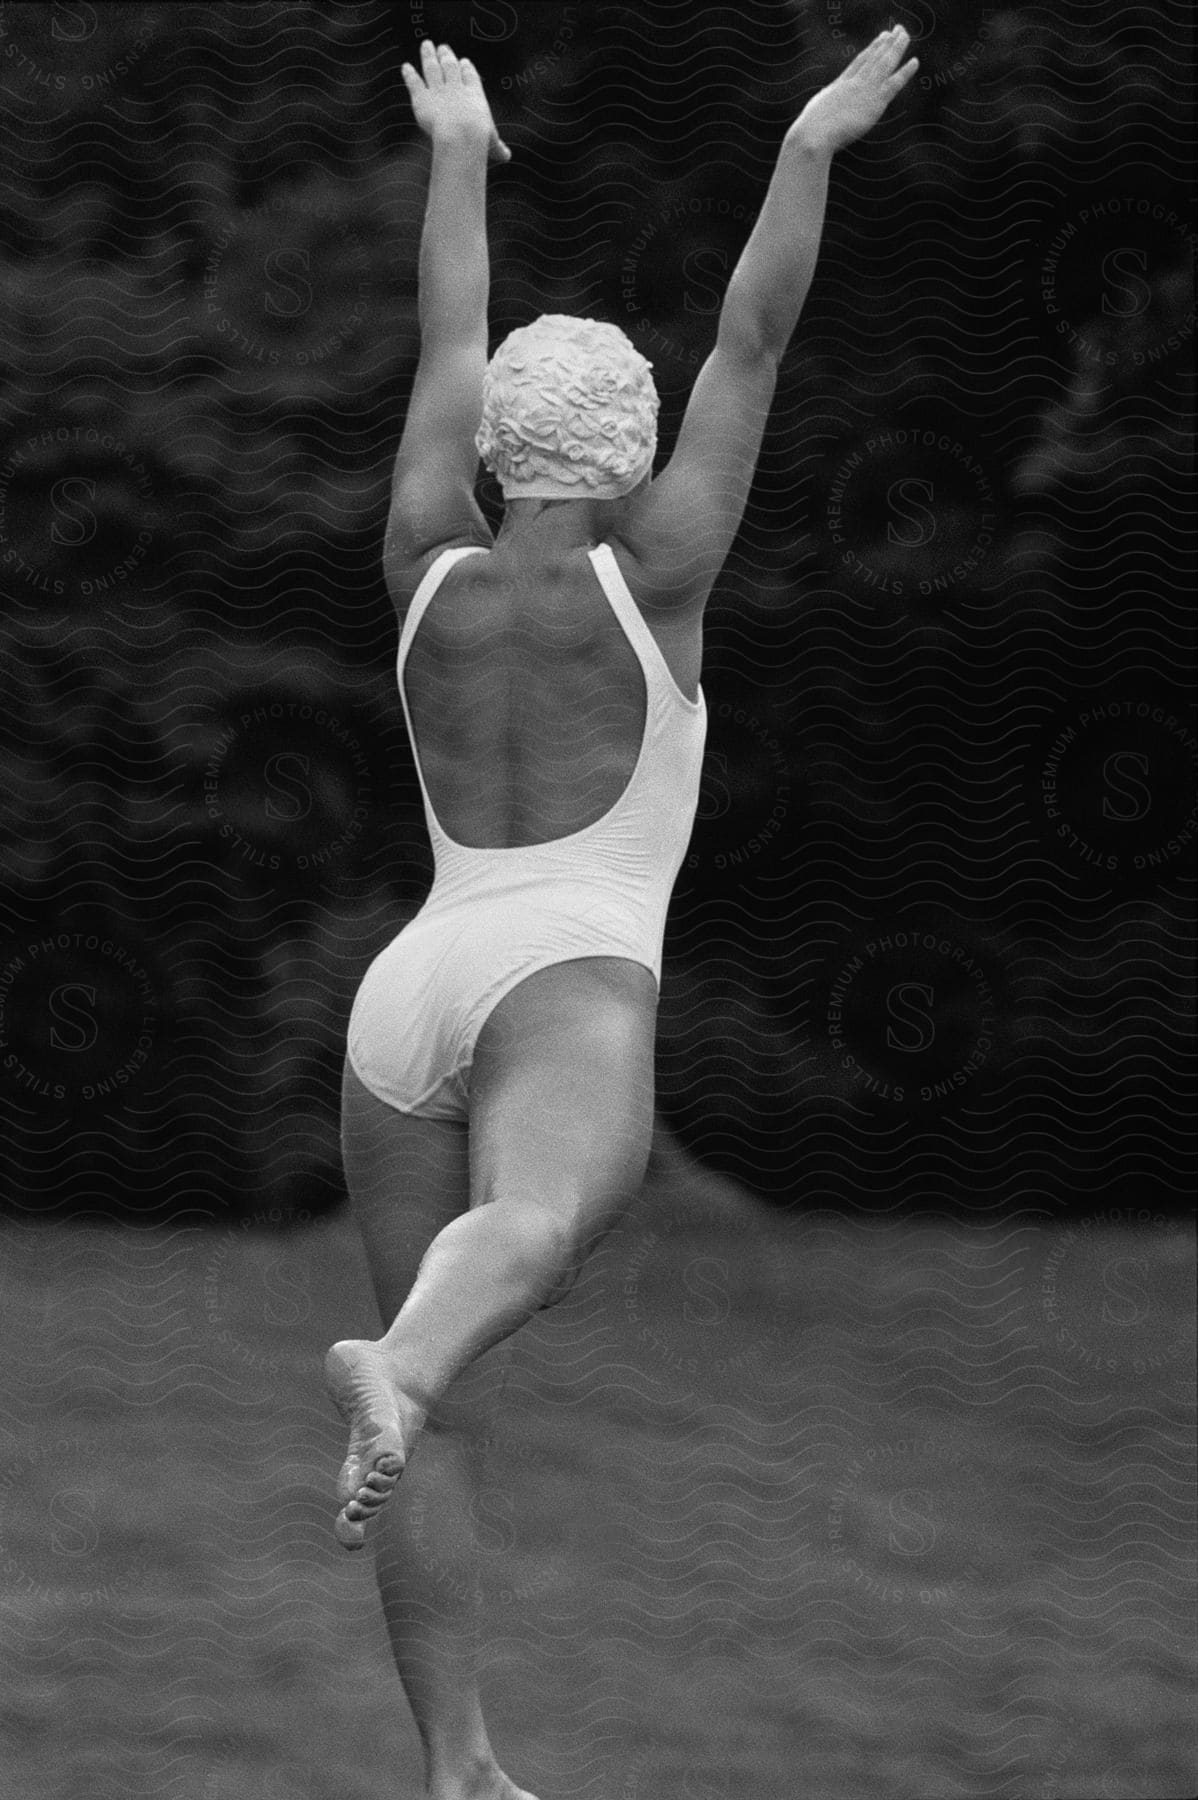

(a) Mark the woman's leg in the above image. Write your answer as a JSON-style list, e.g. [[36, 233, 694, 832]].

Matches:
[[375, 954, 656, 1409], [333, 957, 658, 1793], [339, 1056, 513, 1796]]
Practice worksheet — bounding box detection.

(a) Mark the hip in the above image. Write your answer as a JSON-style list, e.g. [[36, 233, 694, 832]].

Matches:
[[357, 887, 663, 990]]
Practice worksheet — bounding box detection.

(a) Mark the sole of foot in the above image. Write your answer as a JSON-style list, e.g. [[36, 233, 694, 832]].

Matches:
[[324, 1338, 418, 1550]]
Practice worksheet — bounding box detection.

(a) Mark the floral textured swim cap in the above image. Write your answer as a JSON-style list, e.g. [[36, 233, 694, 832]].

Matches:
[[476, 313, 658, 500]]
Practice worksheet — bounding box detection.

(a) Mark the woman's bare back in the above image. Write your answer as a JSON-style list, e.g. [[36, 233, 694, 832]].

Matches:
[[399, 536, 702, 850]]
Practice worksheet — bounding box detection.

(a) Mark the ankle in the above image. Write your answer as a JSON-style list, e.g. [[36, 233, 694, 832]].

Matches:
[[425, 1747, 502, 1799]]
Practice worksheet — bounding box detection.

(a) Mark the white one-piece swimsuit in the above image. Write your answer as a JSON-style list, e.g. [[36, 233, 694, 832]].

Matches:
[[345, 540, 708, 1121]]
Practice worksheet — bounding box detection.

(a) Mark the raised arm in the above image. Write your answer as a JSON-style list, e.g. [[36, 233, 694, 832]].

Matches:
[[620, 27, 919, 607], [384, 42, 511, 599], [720, 25, 918, 358]]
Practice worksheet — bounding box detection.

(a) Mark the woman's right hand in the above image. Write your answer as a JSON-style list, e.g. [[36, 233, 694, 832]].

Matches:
[[790, 25, 919, 156], [402, 39, 512, 164]]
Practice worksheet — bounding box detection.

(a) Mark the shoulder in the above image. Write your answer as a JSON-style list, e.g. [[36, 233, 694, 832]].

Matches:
[[384, 532, 494, 622], [602, 527, 708, 619]]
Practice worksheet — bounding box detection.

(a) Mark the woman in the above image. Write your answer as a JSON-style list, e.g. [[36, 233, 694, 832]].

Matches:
[[327, 33, 917, 1800]]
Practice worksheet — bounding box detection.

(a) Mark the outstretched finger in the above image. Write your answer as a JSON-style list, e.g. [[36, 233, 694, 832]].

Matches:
[[878, 25, 912, 71], [420, 38, 443, 86], [437, 42, 463, 84], [459, 54, 480, 86], [886, 55, 920, 91], [845, 27, 888, 73], [852, 27, 890, 76]]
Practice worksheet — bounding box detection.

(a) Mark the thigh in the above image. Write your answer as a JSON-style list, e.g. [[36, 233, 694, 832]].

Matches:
[[467, 956, 658, 1252], [340, 1055, 508, 1424]]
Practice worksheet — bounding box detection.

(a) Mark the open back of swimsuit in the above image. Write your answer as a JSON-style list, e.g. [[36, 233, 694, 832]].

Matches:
[[346, 541, 708, 1121]]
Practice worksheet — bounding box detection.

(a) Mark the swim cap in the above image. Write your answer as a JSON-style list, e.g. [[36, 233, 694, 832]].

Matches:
[[476, 313, 658, 501]]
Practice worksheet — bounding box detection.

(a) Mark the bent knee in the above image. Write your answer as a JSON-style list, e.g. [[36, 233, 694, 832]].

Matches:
[[487, 1192, 626, 1307], [490, 1195, 576, 1282]]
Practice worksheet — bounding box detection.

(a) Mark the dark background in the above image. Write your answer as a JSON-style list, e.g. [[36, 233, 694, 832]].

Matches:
[[0, 0, 1193, 1222]]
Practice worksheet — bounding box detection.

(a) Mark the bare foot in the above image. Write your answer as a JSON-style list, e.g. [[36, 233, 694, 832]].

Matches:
[[431, 1775, 540, 1800], [427, 1750, 541, 1800], [324, 1338, 426, 1550]]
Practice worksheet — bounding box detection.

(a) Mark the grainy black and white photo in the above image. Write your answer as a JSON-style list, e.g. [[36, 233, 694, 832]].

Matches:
[[0, 4, 1193, 1796]]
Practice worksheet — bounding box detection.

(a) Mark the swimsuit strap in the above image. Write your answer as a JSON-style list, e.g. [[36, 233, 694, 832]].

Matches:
[[395, 546, 491, 846], [396, 544, 491, 672], [586, 542, 704, 712]]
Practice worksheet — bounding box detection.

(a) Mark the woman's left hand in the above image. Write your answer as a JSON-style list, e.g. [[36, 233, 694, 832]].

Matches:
[[789, 26, 918, 155], [402, 39, 513, 164]]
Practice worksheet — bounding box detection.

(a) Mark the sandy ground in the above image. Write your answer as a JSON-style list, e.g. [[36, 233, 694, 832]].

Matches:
[[0, 1141, 1194, 1799]]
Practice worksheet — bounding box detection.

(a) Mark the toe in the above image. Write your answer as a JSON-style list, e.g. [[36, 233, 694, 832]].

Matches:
[[334, 1510, 366, 1549]]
